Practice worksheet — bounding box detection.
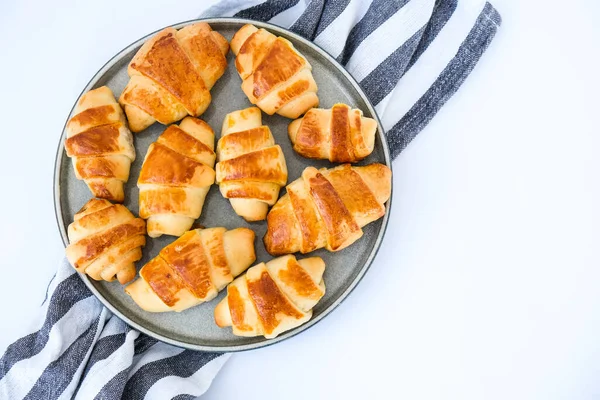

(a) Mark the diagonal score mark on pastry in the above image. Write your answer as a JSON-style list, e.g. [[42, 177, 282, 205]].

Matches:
[[138, 117, 216, 238], [65, 198, 146, 284], [230, 24, 319, 119], [215, 107, 288, 222], [288, 103, 377, 162], [125, 227, 256, 313], [214, 255, 326, 339], [264, 163, 392, 255], [119, 22, 229, 132], [65, 86, 135, 203]]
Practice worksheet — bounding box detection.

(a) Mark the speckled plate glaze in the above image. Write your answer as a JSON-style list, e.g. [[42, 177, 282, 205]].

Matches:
[[54, 18, 392, 352]]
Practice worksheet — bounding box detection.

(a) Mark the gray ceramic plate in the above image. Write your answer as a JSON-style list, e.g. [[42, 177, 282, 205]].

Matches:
[[54, 18, 392, 352]]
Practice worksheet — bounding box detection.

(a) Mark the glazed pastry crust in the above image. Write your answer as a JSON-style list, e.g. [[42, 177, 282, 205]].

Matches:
[[214, 255, 325, 338], [288, 103, 377, 162], [215, 107, 288, 221], [138, 117, 216, 238], [230, 24, 319, 119], [264, 163, 391, 255], [65, 86, 135, 202], [126, 227, 256, 312], [119, 23, 229, 132], [65, 199, 146, 284]]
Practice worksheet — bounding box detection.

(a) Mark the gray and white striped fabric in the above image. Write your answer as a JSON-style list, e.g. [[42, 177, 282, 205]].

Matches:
[[0, 1, 501, 398], [0, 259, 229, 399], [204, 0, 502, 158]]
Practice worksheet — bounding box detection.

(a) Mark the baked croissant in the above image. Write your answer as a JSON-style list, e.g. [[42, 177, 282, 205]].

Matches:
[[119, 22, 229, 132], [264, 163, 391, 255], [65, 199, 146, 284], [215, 107, 288, 221], [65, 86, 135, 202], [288, 103, 377, 162], [230, 24, 319, 119], [125, 227, 256, 312], [214, 255, 325, 338], [138, 117, 216, 238]]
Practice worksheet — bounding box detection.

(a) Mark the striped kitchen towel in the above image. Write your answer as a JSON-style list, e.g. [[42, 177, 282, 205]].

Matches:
[[0, 259, 230, 399], [0, 0, 501, 399], [204, 0, 502, 158]]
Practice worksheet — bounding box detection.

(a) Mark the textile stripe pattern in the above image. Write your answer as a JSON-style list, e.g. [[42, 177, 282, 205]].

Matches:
[[205, 0, 502, 158], [0, 1, 500, 399]]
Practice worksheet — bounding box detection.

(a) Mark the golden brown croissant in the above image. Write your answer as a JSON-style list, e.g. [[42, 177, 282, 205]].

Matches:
[[65, 86, 135, 202], [230, 24, 319, 119], [264, 163, 391, 255], [215, 107, 288, 221], [119, 23, 229, 132], [138, 117, 216, 238], [65, 199, 146, 284], [288, 103, 377, 162], [214, 255, 325, 338], [125, 227, 256, 312]]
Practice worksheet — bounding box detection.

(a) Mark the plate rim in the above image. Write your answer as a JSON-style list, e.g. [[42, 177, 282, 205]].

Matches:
[[53, 17, 393, 352]]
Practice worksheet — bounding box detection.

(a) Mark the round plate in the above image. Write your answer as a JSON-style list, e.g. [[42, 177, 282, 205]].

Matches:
[[54, 18, 392, 352]]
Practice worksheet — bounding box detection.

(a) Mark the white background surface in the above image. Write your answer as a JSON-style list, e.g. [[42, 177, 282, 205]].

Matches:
[[1, 0, 599, 399]]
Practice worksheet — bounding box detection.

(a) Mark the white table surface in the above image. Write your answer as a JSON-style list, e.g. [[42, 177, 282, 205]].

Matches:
[[1, 0, 599, 399]]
